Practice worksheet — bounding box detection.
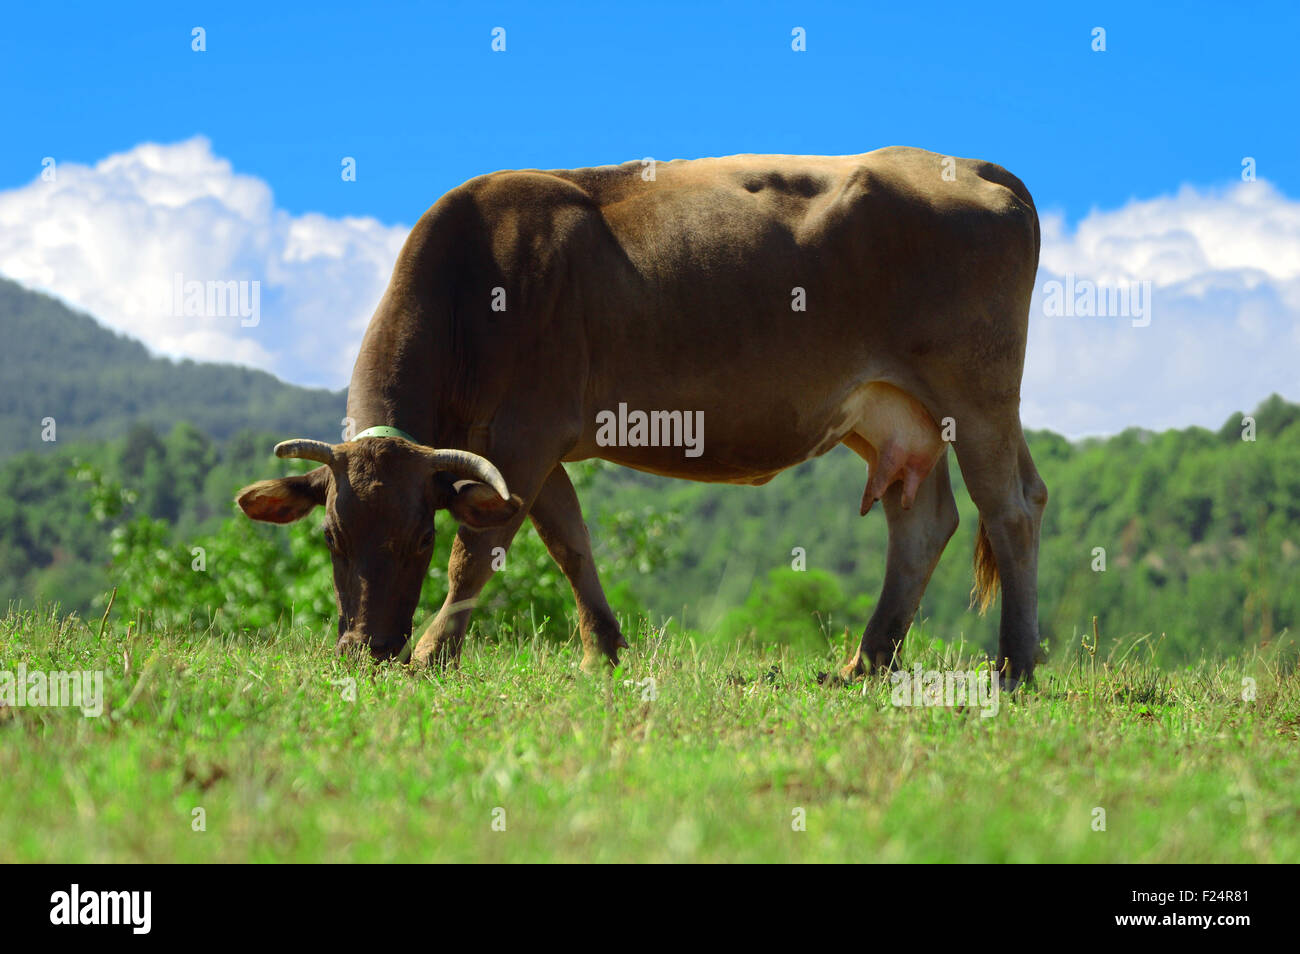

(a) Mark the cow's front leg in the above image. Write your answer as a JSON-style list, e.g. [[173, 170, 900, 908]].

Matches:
[[528, 464, 629, 672], [411, 517, 525, 669]]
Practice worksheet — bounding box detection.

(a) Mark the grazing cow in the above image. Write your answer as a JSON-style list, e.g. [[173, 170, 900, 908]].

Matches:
[[237, 146, 1048, 684]]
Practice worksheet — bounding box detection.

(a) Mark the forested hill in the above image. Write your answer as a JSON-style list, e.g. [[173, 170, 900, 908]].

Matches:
[[0, 277, 344, 457]]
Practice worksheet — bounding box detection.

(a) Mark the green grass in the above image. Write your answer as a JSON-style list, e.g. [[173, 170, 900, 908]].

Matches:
[[1, 606, 1297, 862]]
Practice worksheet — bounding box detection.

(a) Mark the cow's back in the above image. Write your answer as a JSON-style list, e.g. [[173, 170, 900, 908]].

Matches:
[[509, 147, 1040, 411], [460, 147, 1040, 361]]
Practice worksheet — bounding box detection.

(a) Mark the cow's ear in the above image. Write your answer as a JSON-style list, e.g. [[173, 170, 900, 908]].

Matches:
[[237, 467, 330, 524], [445, 481, 523, 530]]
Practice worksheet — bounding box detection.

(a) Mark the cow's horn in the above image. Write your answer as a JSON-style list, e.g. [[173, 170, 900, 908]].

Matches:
[[428, 449, 510, 500], [274, 439, 337, 465]]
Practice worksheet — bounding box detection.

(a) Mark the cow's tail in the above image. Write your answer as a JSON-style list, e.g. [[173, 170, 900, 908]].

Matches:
[[970, 519, 1000, 615]]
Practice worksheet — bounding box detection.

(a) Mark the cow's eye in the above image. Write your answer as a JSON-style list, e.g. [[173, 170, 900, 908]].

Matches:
[[416, 528, 435, 553], [323, 526, 339, 552]]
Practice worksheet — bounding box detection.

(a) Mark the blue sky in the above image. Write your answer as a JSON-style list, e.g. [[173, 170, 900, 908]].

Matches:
[[1, 1, 1297, 436], [4, 1, 1295, 225]]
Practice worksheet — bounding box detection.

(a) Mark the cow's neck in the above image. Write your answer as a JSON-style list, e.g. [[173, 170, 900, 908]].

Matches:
[[345, 217, 488, 452], [345, 304, 471, 451]]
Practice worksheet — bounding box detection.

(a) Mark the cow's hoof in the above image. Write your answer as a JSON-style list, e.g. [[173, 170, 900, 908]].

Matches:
[[998, 672, 1032, 694], [818, 664, 860, 688], [579, 650, 618, 674], [408, 640, 433, 669], [410, 637, 460, 672], [995, 662, 1035, 693]]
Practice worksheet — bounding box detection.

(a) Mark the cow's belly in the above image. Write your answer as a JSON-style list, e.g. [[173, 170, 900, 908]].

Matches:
[[568, 380, 944, 506]]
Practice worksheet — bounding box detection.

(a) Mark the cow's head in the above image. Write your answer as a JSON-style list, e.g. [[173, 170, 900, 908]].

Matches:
[[236, 437, 521, 660]]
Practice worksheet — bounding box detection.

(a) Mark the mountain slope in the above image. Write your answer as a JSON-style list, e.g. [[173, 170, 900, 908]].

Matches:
[[0, 277, 344, 456]]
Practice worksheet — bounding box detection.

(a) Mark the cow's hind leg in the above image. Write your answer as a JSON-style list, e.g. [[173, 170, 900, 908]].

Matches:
[[835, 444, 959, 681], [528, 465, 629, 672], [951, 418, 1048, 688]]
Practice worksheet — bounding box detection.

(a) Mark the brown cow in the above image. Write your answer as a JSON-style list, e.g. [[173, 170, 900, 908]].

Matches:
[[237, 146, 1048, 685]]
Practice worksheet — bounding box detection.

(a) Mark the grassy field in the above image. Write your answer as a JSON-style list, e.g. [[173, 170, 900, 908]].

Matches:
[[1, 606, 1297, 863]]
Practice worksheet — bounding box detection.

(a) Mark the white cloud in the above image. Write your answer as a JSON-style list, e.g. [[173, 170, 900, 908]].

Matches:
[[0, 140, 1295, 437], [1027, 180, 1300, 436], [0, 137, 407, 388]]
